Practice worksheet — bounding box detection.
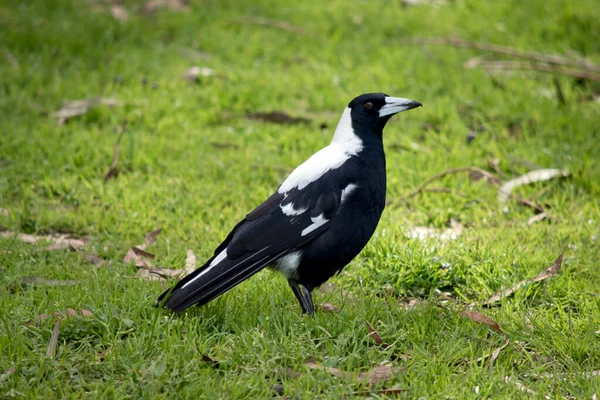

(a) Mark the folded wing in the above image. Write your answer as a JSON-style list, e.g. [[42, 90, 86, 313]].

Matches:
[[157, 187, 341, 312]]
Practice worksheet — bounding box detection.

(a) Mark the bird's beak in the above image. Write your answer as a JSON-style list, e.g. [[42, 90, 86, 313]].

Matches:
[[379, 97, 422, 117]]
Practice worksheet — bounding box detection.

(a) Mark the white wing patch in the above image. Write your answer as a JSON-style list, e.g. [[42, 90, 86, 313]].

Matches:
[[341, 183, 358, 204], [273, 251, 302, 279], [181, 249, 227, 289], [280, 202, 308, 216], [301, 214, 329, 236], [278, 107, 363, 193]]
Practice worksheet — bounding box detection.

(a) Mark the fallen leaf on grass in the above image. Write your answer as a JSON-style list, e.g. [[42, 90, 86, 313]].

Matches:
[[183, 66, 215, 81], [484, 254, 563, 305], [124, 247, 154, 268], [26, 308, 93, 326], [54, 97, 120, 126], [47, 320, 61, 358], [110, 5, 129, 21], [459, 310, 504, 334], [123, 228, 162, 267], [498, 169, 569, 204], [0, 231, 87, 251], [317, 303, 339, 312], [85, 254, 104, 267], [247, 111, 311, 125], [307, 362, 396, 385], [144, 228, 162, 246], [366, 321, 383, 345]]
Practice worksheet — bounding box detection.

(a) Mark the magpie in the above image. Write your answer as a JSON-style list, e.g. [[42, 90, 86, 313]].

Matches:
[[157, 93, 422, 315]]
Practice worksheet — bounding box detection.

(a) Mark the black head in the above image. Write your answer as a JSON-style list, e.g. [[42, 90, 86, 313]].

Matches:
[[347, 93, 422, 136]]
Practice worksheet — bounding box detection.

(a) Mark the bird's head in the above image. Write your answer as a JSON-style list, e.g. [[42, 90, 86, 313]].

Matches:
[[347, 93, 422, 136]]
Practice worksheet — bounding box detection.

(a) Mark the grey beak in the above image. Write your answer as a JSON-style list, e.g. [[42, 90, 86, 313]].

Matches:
[[379, 97, 422, 117]]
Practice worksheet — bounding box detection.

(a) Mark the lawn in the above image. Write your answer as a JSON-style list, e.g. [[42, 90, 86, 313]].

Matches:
[[1, 0, 599, 398]]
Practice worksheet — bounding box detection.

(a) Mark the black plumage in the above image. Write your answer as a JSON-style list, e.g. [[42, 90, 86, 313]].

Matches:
[[158, 93, 421, 314]]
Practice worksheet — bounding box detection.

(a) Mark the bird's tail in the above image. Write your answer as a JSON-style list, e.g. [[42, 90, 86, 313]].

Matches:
[[157, 248, 286, 312]]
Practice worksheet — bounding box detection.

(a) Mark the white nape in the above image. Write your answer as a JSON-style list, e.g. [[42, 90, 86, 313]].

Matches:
[[273, 251, 302, 278], [301, 214, 328, 236], [280, 202, 308, 216], [278, 107, 363, 193], [181, 249, 228, 289], [340, 183, 358, 204]]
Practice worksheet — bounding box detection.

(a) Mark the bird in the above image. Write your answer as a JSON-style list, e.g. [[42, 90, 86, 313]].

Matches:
[[157, 93, 422, 315]]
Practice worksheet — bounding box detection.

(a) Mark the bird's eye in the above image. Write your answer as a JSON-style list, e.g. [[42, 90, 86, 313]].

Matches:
[[364, 102, 373, 110]]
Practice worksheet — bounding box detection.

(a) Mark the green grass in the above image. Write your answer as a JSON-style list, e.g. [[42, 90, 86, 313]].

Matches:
[[1, 0, 600, 397]]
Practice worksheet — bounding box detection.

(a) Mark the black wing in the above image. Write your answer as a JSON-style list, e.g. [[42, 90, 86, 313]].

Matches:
[[157, 186, 341, 312]]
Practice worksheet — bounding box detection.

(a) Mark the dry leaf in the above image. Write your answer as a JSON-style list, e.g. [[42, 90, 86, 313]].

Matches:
[[47, 320, 61, 358], [318, 303, 339, 312], [485, 254, 563, 305], [184, 249, 196, 274], [85, 254, 104, 267], [124, 247, 154, 268], [459, 310, 504, 334], [366, 321, 383, 345], [0, 231, 87, 251], [144, 228, 162, 246], [183, 66, 215, 81], [247, 111, 311, 125], [307, 362, 396, 385], [132, 246, 156, 259], [110, 5, 129, 21], [54, 97, 120, 125], [498, 169, 569, 204]]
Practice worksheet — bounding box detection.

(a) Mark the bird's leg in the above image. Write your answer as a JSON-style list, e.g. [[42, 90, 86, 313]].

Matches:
[[288, 280, 315, 316]]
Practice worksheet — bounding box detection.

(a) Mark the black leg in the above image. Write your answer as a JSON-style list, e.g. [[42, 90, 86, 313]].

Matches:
[[288, 280, 315, 316]]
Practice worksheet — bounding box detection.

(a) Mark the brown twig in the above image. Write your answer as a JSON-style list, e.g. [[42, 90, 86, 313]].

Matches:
[[400, 37, 600, 72], [406, 167, 498, 199], [226, 16, 304, 33]]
